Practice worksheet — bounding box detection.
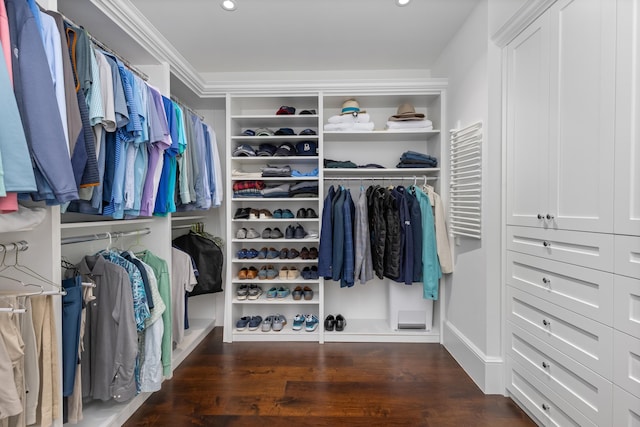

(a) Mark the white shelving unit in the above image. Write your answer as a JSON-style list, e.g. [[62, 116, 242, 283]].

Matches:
[[224, 94, 322, 343], [223, 87, 447, 344]]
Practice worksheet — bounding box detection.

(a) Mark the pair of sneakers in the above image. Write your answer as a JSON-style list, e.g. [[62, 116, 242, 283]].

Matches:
[[292, 314, 319, 332], [236, 315, 263, 331], [236, 284, 263, 300], [296, 208, 318, 218], [236, 227, 260, 239], [262, 227, 284, 239], [285, 224, 307, 239], [262, 314, 287, 332]]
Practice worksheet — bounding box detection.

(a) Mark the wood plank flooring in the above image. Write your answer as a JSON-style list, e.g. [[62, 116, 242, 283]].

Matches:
[[124, 327, 536, 427]]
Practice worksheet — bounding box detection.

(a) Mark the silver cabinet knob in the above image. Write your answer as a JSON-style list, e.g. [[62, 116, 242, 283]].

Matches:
[[542, 319, 551, 327], [542, 403, 550, 411], [542, 361, 550, 369], [546, 214, 555, 220], [537, 214, 544, 220], [542, 277, 550, 284], [543, 241, 551, 247]]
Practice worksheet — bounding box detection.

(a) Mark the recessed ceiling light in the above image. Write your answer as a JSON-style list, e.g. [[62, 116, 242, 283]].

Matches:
[[221, 0, 236, 11], [396, 0, 411, 6]]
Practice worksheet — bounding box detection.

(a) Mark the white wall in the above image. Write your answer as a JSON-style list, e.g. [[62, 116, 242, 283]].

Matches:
[[431, 0, 497, 392]]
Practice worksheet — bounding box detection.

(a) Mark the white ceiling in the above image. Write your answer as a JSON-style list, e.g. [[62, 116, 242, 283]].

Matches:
[[127, 0, 478, 74], [57, 0, 478, 104]]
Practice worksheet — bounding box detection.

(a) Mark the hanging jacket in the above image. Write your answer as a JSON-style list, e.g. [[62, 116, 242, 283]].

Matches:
[[366, 185, 387, 279], [383, 188, 401, 280]]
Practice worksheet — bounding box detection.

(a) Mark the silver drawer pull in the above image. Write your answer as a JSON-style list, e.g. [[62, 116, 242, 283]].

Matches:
[[542, 361, 550, 369], [537, 214, 544, 220], [542, 277, 551, 285], [543, 241, 551, 247], [542, 403, 550, 411], [542, 319, 551, 327], [546, 214, 555, 220]]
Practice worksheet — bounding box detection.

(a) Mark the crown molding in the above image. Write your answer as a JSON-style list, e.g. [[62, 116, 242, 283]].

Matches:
[[198, 78, 449, 97], [491, 0, 556, 47], [90, 0, 206, 94]]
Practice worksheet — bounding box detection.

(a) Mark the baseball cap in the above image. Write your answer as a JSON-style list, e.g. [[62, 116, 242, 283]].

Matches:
[[255, 128, 274, 136], [299, 128, 317, 136], [295, 141, 318, 156], [299, 109, 317, 115], [276, 106, 296, 115], [241, 129, 255, 136], [274, 142, 296, 156], [233, 144, 256, 157], [274, 128, 295, 135], [256, 143, 277, 156]]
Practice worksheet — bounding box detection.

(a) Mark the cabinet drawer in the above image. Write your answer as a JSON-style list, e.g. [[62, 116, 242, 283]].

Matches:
[[507, 322, 612, 425], [506, 356, 597, 427], [614, 275, 640, 338], [507, 251, 613, 325], [614, 330, 640, 399], [507, 226, 614, 272], [507, 287, 613, 379], [613, 386, 640, 427], [615, 235, 640, 279]]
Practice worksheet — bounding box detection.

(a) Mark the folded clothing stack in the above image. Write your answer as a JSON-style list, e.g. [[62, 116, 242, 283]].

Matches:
[[396, 151, 438, 168], [290, 181, 318, 197], [385, 103, 433, 132], [261, 164, 291, 177], [233, 180, 265, 197], [262, 183, 291, 198], [324, 99, 375, 132]]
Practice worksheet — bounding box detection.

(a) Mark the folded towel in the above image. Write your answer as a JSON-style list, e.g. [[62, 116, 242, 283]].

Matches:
[[385, 119, 433, 129], [323, 122, 375, 132], [327, 113, 371, 124]]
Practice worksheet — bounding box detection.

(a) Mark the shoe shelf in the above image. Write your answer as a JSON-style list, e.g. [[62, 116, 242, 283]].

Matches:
[[231, 218, 319, 223], [323, 168, 440, 177], [231, 279, 320, 284], [230, 156, 319, 163], [231, 197, 319, 202], [323, 130, 440, 142], [323, 319, 440, 344], [231, 238, 319, 244], [232, 329, 320, 342], [232, 297, 320, 305], [230, 115, 319, 129], [231, 258, 318, 263], [231, 176, 319, 181]]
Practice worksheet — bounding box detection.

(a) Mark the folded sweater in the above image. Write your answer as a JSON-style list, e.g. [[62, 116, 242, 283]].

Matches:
[[327, 113, 371, 124], [324, 122, 375, 132]]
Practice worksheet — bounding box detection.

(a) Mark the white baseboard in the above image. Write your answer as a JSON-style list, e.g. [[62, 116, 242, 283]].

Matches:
[[443, 320, 504, 394]]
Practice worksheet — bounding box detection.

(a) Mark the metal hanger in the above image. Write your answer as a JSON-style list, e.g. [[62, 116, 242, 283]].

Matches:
[[0, 244, 66, 296]]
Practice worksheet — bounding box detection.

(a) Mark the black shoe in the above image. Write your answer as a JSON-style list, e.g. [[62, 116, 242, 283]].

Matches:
[[234, 207, 250, 219], [335, 314, 346, 331], [306, 208, 318, 218], [324, 315, 335, 331], [296, 208, 307, 218]]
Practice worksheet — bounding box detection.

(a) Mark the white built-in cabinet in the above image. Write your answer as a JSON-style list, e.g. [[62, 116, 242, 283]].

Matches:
[[224, 87, 447, 344], [504, 0, 640, 425], [506, 0, 615, 234]]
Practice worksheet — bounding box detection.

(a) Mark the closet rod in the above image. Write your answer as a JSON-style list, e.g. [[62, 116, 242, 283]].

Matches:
[[0, 241, 29, 253], [324, 176, 438, 181], [58, 12, 149, 81], [170, 96, 205, 121], [61, 227, 151, 245], [172, 224, 197, 230]]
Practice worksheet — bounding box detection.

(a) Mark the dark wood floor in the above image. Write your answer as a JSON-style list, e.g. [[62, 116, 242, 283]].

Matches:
[[124, 327, 535, 427]]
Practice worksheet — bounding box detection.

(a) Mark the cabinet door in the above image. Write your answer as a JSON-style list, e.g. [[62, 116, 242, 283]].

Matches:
[[615, 0, 640, 236], [547, 0, 615, 233], [505, 12, 550, 228]]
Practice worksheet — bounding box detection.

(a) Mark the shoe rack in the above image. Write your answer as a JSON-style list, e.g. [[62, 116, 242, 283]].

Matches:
[[224, 94, 322, 342]]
